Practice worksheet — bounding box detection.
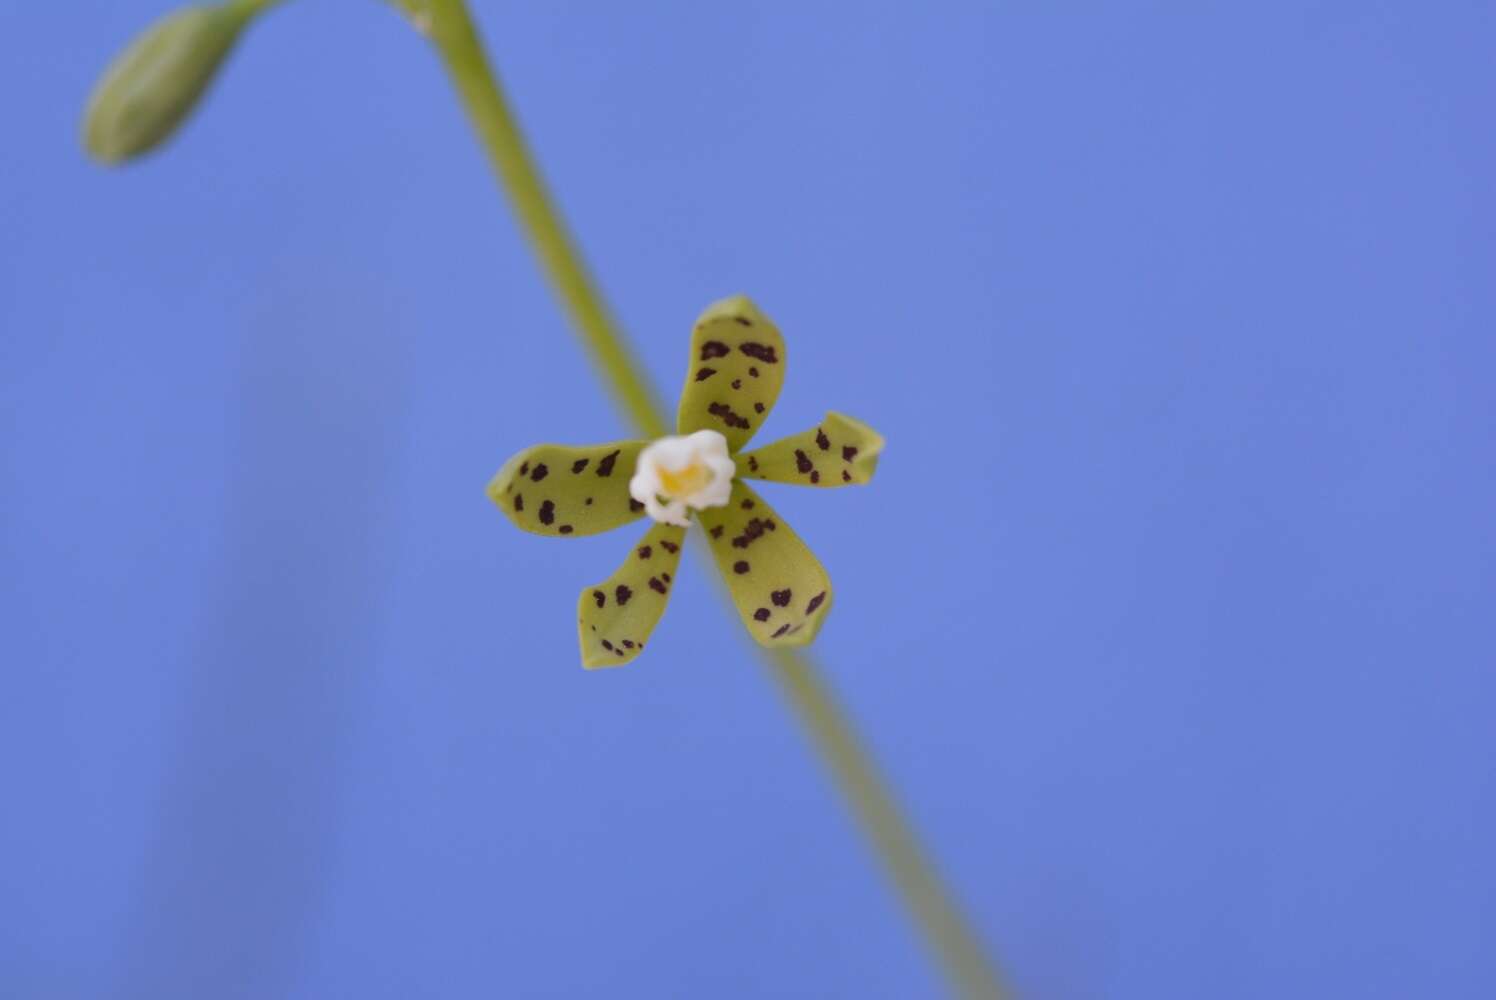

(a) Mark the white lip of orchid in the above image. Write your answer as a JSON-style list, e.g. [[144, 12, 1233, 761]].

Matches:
[[629, 430, 736, 527]]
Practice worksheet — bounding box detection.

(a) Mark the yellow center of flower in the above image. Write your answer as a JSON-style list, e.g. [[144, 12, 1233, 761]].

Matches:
[[655, 459, 714, 499]]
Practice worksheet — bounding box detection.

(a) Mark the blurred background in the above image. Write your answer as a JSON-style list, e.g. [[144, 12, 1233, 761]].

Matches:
[[3, 2, 1493, 997]]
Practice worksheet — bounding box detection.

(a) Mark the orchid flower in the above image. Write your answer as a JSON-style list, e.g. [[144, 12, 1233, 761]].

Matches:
[[488, 295, 883, 667]]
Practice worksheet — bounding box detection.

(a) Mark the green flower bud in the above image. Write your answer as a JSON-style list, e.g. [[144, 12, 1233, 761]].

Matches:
[[82, 4, 258, 165]]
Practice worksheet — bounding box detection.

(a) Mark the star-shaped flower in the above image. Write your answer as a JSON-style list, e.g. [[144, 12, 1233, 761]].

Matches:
[[487, 295, 884, 668]]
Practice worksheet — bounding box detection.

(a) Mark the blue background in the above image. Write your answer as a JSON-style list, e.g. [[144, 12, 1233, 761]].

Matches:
[[3, 3, 1493, 997]]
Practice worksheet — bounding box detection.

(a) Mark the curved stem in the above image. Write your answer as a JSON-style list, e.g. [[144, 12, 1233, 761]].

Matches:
[[422, 0, 670, 440], [226, 0, 287, 18], [765, 647, 1007, 999], [422, 2, 1005, 996]]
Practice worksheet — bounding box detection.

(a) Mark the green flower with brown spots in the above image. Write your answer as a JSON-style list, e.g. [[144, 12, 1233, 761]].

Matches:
[[488, 294, 884, 668]]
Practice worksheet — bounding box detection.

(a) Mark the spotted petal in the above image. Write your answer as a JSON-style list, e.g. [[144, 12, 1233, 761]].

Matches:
[[577, 523, 687, 668], [697, 482, 833, 648], [487, 440, 646, 537], [738, 412, 883, 489], [676, 295, 785, 452]]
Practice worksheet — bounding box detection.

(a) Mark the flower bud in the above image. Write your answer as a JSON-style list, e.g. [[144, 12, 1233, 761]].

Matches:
[[82, 5, 254, 165]]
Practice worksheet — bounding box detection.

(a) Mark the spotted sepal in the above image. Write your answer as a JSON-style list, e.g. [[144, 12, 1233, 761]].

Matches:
[[577, 523, 688, 668], [487, 440, 646, 538], [737, 412, 883, 488], [697, 482, 833, 648], [675, 295, 786, 453]]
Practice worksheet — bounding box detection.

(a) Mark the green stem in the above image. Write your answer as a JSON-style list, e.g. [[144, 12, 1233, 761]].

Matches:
[[764, 647, 1007, 999], [423, 0, 670, 440], [423, 2, 1005, 996], [226, 0, 286, 18]]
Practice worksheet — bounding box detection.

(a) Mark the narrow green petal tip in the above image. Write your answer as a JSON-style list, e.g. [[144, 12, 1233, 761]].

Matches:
[[676, 295, 786, 452], [698, 483, 834, 649], [577, 524, 687, 668], [82, 4, 259, 165], [739, 412, 884, 488], [487, 440, 647, 538]]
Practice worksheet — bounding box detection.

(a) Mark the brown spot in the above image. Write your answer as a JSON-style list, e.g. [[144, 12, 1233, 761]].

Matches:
[[615, 646, 627, 657], [747, 455, 759, 472], [700, 340, 730, 360], [660, 540, 679, 554], [733, 316, 753, 327], [795, 450, 813, 474], [739, 342, 779, 363], [842, 470, 851, 482], [571, 457, 590, 473], [585, 497, 594, 505], [622, 640, 635, 649], [810, 471, 820, 484], [662, 572, 672, 583], [842, 446, 859, 462], [559, 524, 574, 534], [519, 461, 529, 477], [695, 367, 717, 382], [709, 525, 724, 539], [597, 450, 621, 477], [772, 624, 791, 638], [754, 402, 765, 414], [530, 463, 549, 482], [615, 585, 633, 606], [649, 576, 668, 594], [637, 545, 652, 559], [513, 493, 523, 512], [629, 498, 644, 513], [733, 560, 750, 574], [753, 608, 771, 622], [749, 366, 759, 378], [771, 589, 792, 607], [731, 378, 742, 389], [539, 500, 555, 525], [806, 591, 827, 614], [731, 517, 776, 549], [707, 401, 750, 430], [741, 498, 755, 510], [601, 639, 614, 652], [593, 590, 605, 608], [815, 429, 830, 451]]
